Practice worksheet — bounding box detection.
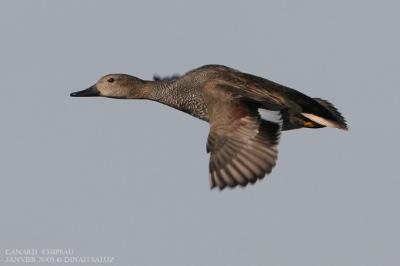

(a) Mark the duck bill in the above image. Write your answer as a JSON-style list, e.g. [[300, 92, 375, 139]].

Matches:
[[70, 85, 100, 97]]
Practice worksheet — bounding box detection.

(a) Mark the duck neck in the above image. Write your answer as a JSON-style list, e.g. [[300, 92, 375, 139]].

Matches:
[[145, 80, 184, 110], [143, 79, 208, 121]]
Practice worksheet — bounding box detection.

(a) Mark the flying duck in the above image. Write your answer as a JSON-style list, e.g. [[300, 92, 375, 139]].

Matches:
[[71, 65, 347, 190]]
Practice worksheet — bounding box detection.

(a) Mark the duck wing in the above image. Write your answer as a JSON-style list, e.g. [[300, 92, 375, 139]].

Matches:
[[203, 83, 281, 189]]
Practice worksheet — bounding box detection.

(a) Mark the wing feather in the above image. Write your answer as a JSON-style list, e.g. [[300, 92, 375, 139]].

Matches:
[[204, 83, 281, 189]]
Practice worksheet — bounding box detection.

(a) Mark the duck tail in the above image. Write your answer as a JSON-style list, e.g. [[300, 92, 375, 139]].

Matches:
[[283, 89, 348, 130], [301, 98, 348, 130], [310, 98, 348, 129]]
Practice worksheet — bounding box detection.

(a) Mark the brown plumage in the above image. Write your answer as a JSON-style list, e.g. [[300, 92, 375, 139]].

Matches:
[[71, 64, 347, 190]]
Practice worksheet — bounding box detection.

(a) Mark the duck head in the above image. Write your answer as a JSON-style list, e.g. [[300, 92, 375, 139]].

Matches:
[[70, 74, 148, 99]]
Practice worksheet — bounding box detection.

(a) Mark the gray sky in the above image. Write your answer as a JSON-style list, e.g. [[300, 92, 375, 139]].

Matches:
[[0, 1, 399, 265]]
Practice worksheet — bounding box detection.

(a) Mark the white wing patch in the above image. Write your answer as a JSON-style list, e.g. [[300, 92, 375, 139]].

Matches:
[[258, 109, 282, 128]]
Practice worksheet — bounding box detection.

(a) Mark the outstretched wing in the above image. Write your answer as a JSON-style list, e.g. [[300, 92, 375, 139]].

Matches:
[[203, 83, 281, 189]]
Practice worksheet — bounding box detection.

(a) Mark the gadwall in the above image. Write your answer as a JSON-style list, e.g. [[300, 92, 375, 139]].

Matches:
[[71, 65, 347, 190]]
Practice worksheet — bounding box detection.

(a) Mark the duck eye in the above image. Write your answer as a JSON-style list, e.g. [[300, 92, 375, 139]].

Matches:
[[107, 78, 115, 83]]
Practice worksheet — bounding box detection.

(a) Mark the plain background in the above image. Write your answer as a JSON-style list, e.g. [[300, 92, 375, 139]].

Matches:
[[0, 1, 399, 266]]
